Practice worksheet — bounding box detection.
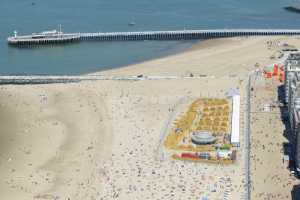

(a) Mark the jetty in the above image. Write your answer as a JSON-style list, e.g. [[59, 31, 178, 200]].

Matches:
[[7, 29, 300, 46]]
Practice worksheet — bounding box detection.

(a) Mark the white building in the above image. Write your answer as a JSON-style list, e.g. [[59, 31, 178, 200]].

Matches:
[[231, 93, 240, 147]]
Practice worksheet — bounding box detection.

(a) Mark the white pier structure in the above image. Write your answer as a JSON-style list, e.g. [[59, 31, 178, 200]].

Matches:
[[7, 29, 300, 46]]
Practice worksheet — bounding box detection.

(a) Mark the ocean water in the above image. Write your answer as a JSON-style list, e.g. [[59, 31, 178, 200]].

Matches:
[[0, 0, 300, 75]]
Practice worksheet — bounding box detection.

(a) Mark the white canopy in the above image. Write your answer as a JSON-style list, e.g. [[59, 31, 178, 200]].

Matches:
[[231, 94, 240, 146]]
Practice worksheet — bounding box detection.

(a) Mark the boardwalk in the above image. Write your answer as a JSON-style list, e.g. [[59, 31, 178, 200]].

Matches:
[[7, 29, 300, 46]]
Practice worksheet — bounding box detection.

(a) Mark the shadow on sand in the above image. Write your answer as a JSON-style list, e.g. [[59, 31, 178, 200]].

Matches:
[[292, 184, 300, 200], [277, 85, 295, 170], [277, 84, 300, 199]]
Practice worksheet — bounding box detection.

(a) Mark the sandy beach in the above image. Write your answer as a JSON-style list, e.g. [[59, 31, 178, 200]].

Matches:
[[93, 36, 300, 77], [249, 74, 300, 200], [2, 36, 300, 199]]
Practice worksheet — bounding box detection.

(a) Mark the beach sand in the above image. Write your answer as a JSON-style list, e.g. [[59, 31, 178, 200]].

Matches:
[[1, 36, 300, 199], [0, 84, 113, 199], [249, 75, 300, 200], [92, 36, 300, 77]]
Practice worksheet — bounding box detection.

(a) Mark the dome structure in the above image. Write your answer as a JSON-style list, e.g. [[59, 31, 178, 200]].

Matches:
[[191, 131, 216, 145]]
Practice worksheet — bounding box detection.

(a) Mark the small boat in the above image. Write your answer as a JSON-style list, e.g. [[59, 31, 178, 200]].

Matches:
[[128, 21, 136, 26]]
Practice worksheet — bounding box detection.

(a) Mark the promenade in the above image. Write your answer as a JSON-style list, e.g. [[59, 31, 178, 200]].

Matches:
[[0, 75, 219, 84], [249, 72, 300, 200]]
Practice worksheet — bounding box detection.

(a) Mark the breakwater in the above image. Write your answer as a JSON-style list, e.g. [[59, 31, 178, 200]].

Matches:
[[7, 29, 300, 46]]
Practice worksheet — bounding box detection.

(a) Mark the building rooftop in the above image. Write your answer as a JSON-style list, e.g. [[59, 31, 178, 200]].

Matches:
[[191, 131, 216, 145], [287, 52, 300, 60]]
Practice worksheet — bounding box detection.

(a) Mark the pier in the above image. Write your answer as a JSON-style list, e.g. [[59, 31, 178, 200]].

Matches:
[[7, 29, 300, 46]]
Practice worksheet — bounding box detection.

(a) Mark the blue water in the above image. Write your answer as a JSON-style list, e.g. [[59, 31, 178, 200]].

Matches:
[[0, 0, 299, 75]]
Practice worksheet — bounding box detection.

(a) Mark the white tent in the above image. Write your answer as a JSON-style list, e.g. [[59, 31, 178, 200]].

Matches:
[[231, 94, 240, 147]]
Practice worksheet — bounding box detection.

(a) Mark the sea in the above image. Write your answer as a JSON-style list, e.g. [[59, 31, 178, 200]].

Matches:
[[1, 0, 300, 75]]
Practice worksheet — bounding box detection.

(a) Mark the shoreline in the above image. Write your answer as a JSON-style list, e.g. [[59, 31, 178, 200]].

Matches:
[[90, 36, 278, 78], [85, 38, 222, 76], [82, 39, 200, 76]]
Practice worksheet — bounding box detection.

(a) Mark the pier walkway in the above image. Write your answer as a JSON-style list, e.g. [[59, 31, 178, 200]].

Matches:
[[7, 29, 300, 45]]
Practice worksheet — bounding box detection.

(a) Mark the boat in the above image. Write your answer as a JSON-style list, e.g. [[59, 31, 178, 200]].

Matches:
[[31, 30, 63, 39], [128, 21, 136, 26], [7, 26, 81, 45]]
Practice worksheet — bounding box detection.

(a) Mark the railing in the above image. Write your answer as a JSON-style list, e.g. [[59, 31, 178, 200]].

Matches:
[[244, 73, 252, 200]]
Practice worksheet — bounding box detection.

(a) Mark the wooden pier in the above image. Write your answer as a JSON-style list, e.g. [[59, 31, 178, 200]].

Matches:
[[7, 29, 300, 46]]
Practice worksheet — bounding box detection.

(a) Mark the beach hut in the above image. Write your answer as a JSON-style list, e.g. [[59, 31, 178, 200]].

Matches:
[[217, 150, 231, 159], [264, 65, 274, 78], [199, 152, 211, 160], [230, 150, 237, 160], [283, 155, 289, 168], [181, 153, 198, 159], [265, 72, 272, 78], [263, 104, 271, 112]]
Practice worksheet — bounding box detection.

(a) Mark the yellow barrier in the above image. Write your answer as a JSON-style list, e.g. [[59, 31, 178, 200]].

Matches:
[[164, 98, 232, 153]]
